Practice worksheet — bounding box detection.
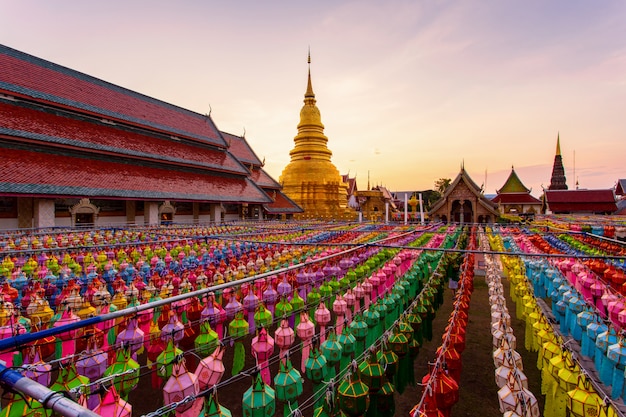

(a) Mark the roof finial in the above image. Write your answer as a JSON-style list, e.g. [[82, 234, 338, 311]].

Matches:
[[305, 48, 315, 99], [556, 132, 561, 156]]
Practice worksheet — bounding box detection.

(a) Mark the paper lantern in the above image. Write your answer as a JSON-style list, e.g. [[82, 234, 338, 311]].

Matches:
[[254, 303, 273, 330], [296, 312, 315, 373], [76, 337, 108, 381], [314, 302, 331, 343], [156, 339, 184, 382], [338, 326, 356, 373], [116, 317, 145, 356], [195, 344, 226, 391], [242, 371, 276, 417], [376, 379, 395, 415], [22, 347, 51, 387], [199, 391, 232, 417], [337, 367, 370, 417], [163, 360, 200, 414], [349, 315, 368, 358], [103, 346, 140, 400], [229, 311, 249, 376], [94, 385, 132, 417], [358, 351, 385, 392], [274, 318, 295, 363], [195, 321, 219, 358], [274, 356, 303, 417], [321, 330, 343, 380], [252, 328, 275, 385], [566, 376, 602, 417]]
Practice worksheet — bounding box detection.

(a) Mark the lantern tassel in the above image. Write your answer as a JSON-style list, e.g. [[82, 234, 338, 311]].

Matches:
[[232, 341, 245, 376]]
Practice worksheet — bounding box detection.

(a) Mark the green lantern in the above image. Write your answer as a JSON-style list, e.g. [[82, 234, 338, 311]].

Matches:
[[376, 345, 399, 382], [308, 288, 321, 322], [321, 330, 343, 380], [358, 352, 384, 392], [328, 277, 340, 307], [313, 385, 349, 417], [273, 356, 303, 417], [104, 346, 140, 399], [229, 311, 249, 376], [406, 311, 423, 346], [388, 330, 410, 394], [254, 303, 273, 330], [156, 339, 183, 382], [376, 379, 395, 416], [275, 296, 293, 320], [290, 291, 305, 327], [195, 321, 219, 357], [199, 391, 232, 417], [338, 367, 370, 417], [305, 345, 328, 409], [337, 326, 356, 373], [382, 295, 397, 328], [362, 308, 380, 349], [319, 281, 333, 310], [349, 315, 368, 358], [242, 372, 276, 417]]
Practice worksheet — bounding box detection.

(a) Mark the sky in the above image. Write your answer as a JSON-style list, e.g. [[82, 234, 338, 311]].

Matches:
[[2, 0, 625, 197]]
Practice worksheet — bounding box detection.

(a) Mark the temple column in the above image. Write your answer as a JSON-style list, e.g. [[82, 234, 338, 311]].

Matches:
[[145, 202, 159, 225], [211, 204, 223, 223], [33, 198, 55, 228], [17, 198, 34, 229], [126, 201, 136, 225]]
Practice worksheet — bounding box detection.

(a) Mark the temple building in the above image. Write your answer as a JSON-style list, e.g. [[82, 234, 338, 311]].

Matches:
[[428, 166, 499, 223], [279, 55, 354, 220], [548, 134, 568, 190], [0, 44, 284, 228], [491, 166, 541, 215]]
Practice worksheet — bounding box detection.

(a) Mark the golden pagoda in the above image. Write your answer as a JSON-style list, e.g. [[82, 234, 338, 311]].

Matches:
[[279, 53, 354, 220]]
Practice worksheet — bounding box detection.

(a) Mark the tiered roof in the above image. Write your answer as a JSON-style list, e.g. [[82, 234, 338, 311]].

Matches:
[[223, 132, 302, 215], [492, 167, 541, 205], [0, 44, 271, 204]]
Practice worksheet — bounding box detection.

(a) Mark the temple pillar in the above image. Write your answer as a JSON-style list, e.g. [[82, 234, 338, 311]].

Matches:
[[17, 198, 34, 229], [145, 202, 159, 225], [211, 204, 223, 223], [126, 201, 136, 225], [33, 198, 55, 228]]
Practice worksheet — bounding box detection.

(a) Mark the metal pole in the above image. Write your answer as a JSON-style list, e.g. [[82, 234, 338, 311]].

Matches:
[[0, 365, 99, 417]]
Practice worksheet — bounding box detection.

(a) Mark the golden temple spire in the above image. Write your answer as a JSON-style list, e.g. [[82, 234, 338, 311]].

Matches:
[[556, 132, 561, 156], [305, 48, 315, 100]]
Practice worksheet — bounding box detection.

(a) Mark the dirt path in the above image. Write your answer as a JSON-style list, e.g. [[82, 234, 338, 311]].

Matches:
[[394, 273, 544, 416]]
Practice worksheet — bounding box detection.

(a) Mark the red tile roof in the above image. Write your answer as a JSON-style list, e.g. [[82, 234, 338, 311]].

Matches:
[[0, 45, 226, 147], [0, 103, 247, 174], [491, 193, 541, 204], [221, 132, 262, 166], [263, 190, 303, 214], [545, 189, 617, 213], [0, 147, 271, 203], [250, 168, 281, 189]]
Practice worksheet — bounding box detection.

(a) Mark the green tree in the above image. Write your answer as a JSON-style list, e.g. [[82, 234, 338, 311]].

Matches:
[[434, 178, 451, 195]]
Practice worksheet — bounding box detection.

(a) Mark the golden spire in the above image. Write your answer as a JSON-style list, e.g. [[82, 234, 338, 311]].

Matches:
[[305, 48, 315, 100], [556, 132, 561, 156]]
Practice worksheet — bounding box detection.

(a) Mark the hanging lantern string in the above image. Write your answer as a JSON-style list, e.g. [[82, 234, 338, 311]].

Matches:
[[493, 230, 626, 417], [411, 236, 476, 413], [139, 240, 443, 417]]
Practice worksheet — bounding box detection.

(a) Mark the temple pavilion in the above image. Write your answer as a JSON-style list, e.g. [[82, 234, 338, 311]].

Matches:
[[0, 44, 296, 228], [491, 167, 541, 215], [279, 55, 355, 221]]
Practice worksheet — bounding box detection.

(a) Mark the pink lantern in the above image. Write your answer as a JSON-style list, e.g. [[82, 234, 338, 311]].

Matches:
[[315, 302, 331, 343], [201, 293, 226, 339], [333, 294, 348, 336], [251, 328, 275, 385], [161, 311, 185, 346], [353, 283, 364, 313], [195, 344, 225, 391], [344, 290, 355, 324], [94, 385, 132, 417], [296, 312, 315, 373], [274, 318, 295, 364], [361, 280, 373, 309], [163, 360, 200, 414], [54, 307, 80, 358], [116, 317, 145, 356]]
